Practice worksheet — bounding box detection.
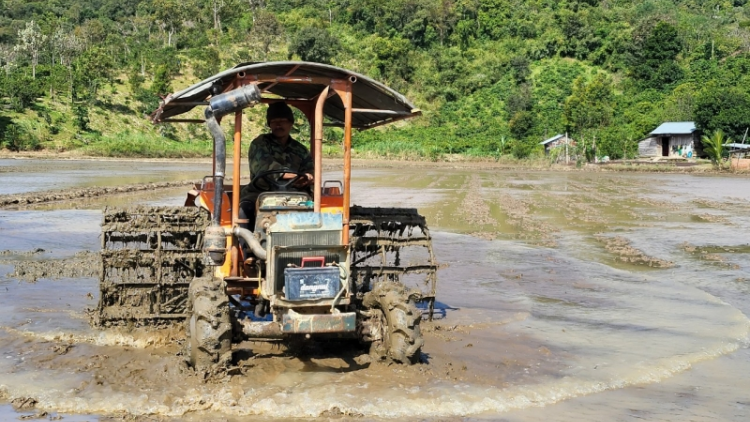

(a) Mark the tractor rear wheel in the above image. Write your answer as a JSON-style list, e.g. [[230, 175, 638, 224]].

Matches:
[[186, 276, 232, 373], [362, 281, 424, 364]]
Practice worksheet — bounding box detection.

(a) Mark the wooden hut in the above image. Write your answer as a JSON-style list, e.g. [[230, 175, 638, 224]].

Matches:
[[540, 134, 575, 157], [638, 122, 702, 158]]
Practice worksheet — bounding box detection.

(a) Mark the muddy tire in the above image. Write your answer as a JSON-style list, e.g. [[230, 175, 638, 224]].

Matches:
[[186, 276, 232, 373], [362, 281, 424, 364]]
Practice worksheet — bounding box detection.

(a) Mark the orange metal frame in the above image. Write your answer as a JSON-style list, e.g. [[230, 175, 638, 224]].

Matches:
[[225, 76, 355, 273]]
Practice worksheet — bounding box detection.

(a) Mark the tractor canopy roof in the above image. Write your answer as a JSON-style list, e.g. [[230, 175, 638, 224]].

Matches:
[[150, 61, 421, 130]]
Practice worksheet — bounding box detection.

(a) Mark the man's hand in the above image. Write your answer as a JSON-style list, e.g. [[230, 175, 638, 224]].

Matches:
[[292, 172, 313, 188], [281, 172, 313, 188]]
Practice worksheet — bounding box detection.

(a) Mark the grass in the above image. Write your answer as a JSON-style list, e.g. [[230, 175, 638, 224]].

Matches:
[[79, 132, 213, 158]]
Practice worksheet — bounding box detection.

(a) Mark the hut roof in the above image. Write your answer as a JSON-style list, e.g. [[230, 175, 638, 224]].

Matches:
[[650, 122, 696, 136], [540, 134, 573, 145]]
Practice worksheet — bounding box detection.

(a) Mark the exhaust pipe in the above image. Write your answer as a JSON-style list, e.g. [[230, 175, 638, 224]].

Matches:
[[232, 226, 267, 260], [203, 84, 261, 265]]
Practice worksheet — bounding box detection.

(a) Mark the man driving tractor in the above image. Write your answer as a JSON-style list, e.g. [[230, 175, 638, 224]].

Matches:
[[239, 101, 314, 226]]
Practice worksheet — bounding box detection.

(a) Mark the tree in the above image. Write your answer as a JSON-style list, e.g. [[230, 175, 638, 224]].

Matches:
[[426, 0, 457, 46], [51, 27, 84, 67], [207, 0, 225, 33], [288, 27, 340, 64], [629, 22, 683, 89], [1, 70, 43, 111], [505, 83, 532, 116], [14, 20, 47, 79], [701, 129, 729, 170], [72, 47, 114, 101], [151, 65, 172, 97], [564, 73, 614, 137], [0, 44, 18, 75], [371, 35, 414, 83], [249, 9, 282, 59], [189, 47, 221, 80], [509, 110, 535, 140], [694, 84, 750, 141], [153, 0, 185, 47], [246, 0, 266, 25]]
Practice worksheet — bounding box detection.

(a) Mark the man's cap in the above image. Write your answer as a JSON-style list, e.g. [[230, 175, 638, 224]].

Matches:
[[267, 102, 294, 123]]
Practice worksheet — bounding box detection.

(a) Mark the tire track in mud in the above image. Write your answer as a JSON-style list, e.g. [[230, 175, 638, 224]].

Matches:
[[496, 193, 558, 247], [457, 175, 559, 245], [456, 174, 497, 240]]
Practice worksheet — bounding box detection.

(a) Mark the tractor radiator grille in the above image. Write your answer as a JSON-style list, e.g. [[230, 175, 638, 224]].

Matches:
[[269, 230, 346, 295], [270, 231, 341, 248]]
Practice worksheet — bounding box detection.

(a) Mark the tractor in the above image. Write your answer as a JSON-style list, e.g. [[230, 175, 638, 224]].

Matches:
[[94, 62, 438, 372]]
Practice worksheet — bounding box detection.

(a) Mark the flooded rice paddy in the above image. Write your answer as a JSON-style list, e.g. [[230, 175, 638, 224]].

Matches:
[[1, 158, 749, 421]]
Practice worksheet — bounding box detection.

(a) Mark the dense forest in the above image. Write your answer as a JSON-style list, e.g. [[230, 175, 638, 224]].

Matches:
[[1, 0, 750, 159]]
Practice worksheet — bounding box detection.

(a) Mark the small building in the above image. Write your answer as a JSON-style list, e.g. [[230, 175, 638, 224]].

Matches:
[[726, 143, 750, 170], [540, 134, 575, 155], [638, 122, 702, 158]]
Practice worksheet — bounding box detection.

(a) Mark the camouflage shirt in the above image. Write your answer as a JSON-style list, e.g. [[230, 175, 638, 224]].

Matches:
[[244, 133, 313, 193]]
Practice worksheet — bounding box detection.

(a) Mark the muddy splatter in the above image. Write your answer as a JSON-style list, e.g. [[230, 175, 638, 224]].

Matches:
[[11, 397, 37, 410], [5, 251, 100, 282]]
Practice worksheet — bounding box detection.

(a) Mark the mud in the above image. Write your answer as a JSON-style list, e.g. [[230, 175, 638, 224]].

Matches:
[[6, 251, 100, 282], [0, 180, 201, 208], [595, 235, 675, 268]]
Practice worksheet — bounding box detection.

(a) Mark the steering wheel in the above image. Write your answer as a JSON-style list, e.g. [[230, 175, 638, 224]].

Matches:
[[251, 168, 307, 192]]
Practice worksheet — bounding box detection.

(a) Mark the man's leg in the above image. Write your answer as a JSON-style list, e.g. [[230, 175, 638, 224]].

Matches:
[[238, 198, 257, 231]]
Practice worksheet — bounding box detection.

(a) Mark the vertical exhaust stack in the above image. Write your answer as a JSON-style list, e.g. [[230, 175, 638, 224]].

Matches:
[[203, 84, 262, 265]]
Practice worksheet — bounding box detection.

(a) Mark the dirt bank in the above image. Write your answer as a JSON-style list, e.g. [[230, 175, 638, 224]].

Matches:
[[0, 181, 202, 208]]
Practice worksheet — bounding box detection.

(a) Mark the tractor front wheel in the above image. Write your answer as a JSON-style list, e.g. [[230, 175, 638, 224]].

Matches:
[[362, 281, 424, 364], [186, 276, 232, 373]]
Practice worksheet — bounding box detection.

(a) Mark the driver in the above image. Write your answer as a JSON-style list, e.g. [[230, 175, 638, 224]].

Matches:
[[239, 102, 314, 226]]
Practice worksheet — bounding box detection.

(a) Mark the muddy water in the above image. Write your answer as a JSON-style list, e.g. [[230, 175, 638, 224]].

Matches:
[[2, 161, 750, 421]]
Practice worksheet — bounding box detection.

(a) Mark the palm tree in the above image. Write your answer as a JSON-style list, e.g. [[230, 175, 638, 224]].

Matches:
[[701, 129, 730, 170]]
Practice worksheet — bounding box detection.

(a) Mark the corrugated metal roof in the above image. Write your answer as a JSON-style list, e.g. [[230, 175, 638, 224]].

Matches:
[[650, 122, 696, 135], [150, 61, 420, 130], [541, 134, 564, 145]]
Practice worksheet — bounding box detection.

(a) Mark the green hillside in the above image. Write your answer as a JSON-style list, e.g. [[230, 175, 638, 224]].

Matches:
[[1, 0, 750, 160]]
